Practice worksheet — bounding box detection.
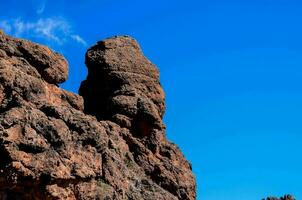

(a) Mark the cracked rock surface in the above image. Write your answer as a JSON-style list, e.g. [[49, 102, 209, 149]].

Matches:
[[0, 31, 196, 200]]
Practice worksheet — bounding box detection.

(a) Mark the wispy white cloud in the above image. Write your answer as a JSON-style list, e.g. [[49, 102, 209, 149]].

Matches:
[[30, 0, 47, 15], [36, 1, 47, 15], [0, 17, 87, 46], [71, 34, 87, 46]]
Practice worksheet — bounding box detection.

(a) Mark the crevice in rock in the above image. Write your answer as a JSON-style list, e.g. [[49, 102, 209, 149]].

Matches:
[[17, 143, 45, 154]]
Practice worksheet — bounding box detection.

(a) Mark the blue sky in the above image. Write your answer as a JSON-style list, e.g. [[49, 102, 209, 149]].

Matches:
[[1, 0, 302, 199]]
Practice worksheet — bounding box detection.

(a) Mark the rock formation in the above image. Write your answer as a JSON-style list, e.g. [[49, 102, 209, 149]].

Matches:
[[79, 36, 165, 139], [0, 30, 196, 199], [263, 195, 295, 200]]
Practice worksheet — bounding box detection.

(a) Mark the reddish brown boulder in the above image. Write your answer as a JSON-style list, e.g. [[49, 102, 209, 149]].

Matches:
[[0, 31, 196, 199]]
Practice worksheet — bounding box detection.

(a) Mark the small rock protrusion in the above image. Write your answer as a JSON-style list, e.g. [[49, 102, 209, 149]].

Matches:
[[263, 195, 295, 200]]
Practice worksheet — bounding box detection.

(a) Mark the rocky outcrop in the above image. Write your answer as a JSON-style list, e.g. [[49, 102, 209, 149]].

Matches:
[[79, 36, 165, 138], [0, 30, 196, 199], [263, 195, 295, 200]]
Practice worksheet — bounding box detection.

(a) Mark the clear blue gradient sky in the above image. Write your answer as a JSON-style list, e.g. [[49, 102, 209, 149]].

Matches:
[[1, 1, 302, 199]]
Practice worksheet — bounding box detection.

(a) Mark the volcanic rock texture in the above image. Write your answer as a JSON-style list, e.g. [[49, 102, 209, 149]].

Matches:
[[0, 31, 196, 200]]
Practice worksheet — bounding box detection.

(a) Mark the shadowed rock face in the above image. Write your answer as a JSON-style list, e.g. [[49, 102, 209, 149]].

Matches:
[[0, 31, 196, 200]]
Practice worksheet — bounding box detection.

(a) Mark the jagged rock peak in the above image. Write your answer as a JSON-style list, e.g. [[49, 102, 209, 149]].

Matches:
[[0, 32, 196, 200], [80, 36, 166, 137]]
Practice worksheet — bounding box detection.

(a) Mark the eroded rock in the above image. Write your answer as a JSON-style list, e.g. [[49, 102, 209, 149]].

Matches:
[[0, 31, 196, 199], [79, 36, 165, 137]]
